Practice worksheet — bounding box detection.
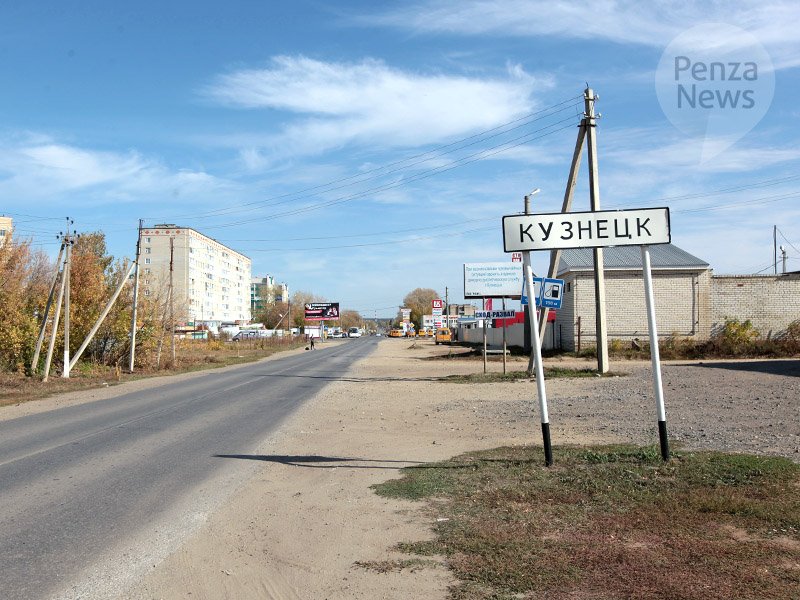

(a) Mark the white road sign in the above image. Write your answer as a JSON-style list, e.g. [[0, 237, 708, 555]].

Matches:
[[503, 207, 671, 252]]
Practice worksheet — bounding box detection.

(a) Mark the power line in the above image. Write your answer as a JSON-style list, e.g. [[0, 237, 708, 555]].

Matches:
[[203, 118, 578, 230], [154, 95, 584, 221], [777, 227, 800, 256]]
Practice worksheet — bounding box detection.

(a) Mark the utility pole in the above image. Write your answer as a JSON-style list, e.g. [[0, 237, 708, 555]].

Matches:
[[585, 88, 610, 374], [780, 245, 788, 274], [523, 194, 532, 357], [538, 114, 586, 342], [31, 243, 65, 374], [42, 248, 68, 382], [525, 189, 540, 375], [170, 236, 176, 366], [445, 286, 449, 329], [62, 218, 76, 378], [128, 219, 143, 372], [774, 225, 778, 275]]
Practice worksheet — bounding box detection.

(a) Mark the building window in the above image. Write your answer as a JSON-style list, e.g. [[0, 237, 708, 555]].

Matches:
[[144, 247, 151, 254], [145, 258, 151, 264], [144, 237, 151, 243]]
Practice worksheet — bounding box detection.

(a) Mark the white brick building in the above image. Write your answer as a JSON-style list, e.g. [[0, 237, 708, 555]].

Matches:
[[552, 244, 800, 350], [0, 216, 12, 247], [140, 224, 251, 325]]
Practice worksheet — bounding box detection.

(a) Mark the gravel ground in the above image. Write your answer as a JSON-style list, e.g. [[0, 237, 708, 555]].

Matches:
[[438, 356, 800, 461]]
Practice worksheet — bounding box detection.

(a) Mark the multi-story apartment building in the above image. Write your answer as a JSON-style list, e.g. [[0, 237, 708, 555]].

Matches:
[[0, 216, 12, 247], [140, 224, 252, 325], [251, 275, 289, 312]]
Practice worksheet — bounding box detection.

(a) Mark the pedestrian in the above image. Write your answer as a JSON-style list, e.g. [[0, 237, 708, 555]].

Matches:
[[310, 336, 315, 350]]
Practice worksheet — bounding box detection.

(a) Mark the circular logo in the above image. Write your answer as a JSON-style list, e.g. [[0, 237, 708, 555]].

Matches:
[[655, 23, 774, 163]]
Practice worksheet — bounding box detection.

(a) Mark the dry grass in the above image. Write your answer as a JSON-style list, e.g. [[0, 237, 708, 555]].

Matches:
[[373, 445, 800, 600]]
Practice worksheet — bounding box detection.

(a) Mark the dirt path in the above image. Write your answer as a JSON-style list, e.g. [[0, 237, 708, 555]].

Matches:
[[122, 340, 799, 599]]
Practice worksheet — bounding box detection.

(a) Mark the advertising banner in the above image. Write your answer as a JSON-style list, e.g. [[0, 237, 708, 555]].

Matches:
[[464, 262, 524, 298], [304, 302, 340, 321]]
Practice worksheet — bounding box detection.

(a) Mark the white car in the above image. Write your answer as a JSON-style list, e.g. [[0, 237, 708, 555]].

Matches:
[[347, 328, 362, 338]]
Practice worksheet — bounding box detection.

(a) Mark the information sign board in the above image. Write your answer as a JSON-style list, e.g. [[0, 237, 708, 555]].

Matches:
[[464, 262, 523, 298]]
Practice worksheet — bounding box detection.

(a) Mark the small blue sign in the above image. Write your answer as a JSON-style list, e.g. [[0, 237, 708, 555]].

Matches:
[[540, 278, 564, 309], [520, 277, 563, 309]]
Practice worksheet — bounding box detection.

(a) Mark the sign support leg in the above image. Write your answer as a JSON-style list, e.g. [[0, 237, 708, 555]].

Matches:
[[641, 245, 669, 461], [482, 299, 487, 374], [502, 298, 507, 375], [524, 258, 552, 466]]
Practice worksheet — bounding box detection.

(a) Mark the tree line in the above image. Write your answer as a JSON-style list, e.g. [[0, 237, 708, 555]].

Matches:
[[0, 232, 366, 375]]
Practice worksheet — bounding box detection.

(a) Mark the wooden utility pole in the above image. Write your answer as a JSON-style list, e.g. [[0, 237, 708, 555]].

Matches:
[[585, 88, 610, 373], [128, 219, 143, 372]]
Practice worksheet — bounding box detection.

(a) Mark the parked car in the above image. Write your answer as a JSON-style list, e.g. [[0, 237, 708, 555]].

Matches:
[[434, 328, 452, 345]]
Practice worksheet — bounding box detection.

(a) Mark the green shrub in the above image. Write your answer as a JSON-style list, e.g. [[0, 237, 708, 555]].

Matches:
[[711, 318, 760, 356]]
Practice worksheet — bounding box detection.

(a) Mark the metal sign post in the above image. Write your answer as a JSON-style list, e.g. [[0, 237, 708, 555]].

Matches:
[[641, 245, 669, 460], [504, 206, 672, 462], [522, 254, 553, 466], [502, 298, 507, 375]]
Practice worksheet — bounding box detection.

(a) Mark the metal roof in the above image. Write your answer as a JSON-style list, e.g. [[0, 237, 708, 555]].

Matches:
[[557, 244, 709, 275]]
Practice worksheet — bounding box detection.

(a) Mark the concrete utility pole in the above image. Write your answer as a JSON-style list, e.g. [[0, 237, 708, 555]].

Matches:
[[538, 114, 586, 342], [31, 243, 65, 374], [170, 236, 176, 365], [525, 189, 540, 375], [42, 248, 68, 382], [128, 219, 143, 372], [584, 88, 610, 374], [774, 225, 778, 275], [780, 245, 788, 274], [62, 219, 76, 379]]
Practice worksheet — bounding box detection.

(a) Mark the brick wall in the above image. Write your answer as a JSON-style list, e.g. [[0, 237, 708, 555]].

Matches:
[[555, 269, 711, 351], [711, 274, 800, 338]]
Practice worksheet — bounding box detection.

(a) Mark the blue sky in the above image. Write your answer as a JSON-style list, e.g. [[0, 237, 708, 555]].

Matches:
[[2, 1, 799, 318]]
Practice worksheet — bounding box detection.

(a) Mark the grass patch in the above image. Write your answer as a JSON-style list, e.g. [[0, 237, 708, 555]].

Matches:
[[354, 558, 439, 573], [372, 445, 800, 599], [439, 367, 623, 383]]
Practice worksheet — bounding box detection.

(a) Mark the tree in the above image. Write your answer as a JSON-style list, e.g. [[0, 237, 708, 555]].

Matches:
[[0, 237, 51, 373], [69, 232, 134, 366], [400, 288, 440, 330], [290, 290, 326, 328], [339, 310, 364, 331], [253, 301, 289, 329]]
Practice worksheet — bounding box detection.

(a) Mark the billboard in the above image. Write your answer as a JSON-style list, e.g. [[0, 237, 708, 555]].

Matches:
[[304, 302, 340, 321], [464, 262, 524, 298]]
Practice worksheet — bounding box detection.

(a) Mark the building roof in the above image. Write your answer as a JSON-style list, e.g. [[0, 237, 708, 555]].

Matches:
[[557, 243, 709, 275]]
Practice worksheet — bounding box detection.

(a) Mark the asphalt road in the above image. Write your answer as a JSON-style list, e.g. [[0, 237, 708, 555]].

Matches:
[[0, 337, 377, 600]]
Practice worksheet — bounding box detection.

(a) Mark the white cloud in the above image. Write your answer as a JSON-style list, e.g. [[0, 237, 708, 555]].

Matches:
[[361, 1, 800, 70], [604, 128, 800, 173], [203, 55, 549, 160], [0, 134, 233, 206]]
